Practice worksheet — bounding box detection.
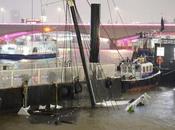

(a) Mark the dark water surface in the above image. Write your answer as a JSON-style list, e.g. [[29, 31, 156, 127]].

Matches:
[[1, 49, 175, 130], [0, 86, 175, 130]]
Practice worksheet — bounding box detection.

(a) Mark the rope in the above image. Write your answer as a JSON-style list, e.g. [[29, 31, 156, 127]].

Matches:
[[162, 68, 175, 76]]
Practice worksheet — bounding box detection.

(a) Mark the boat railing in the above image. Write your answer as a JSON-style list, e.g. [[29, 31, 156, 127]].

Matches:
[[0, 59, 63, 71], [0, 63, 117, 89]]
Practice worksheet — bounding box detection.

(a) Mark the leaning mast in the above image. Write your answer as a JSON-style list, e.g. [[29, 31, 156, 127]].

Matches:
[[67, 0, 96, 107]]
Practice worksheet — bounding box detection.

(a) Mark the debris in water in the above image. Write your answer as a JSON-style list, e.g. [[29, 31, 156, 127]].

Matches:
[[96, 100, 129, 107], [28, 108, 79, 125], [18, 106, 30, 116], [125, 93, 151, 113]]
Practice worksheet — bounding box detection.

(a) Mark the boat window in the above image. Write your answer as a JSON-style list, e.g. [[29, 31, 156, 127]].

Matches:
[[128, 65, 132, 73], [16, 41, 24, 45], [135, 64, 140, 72], [32, 47, 38, 53], [146, 66, 149, 72], [122, 66, 127, 73], [8, 47, 15, 50], [143, 66, 145, 73]]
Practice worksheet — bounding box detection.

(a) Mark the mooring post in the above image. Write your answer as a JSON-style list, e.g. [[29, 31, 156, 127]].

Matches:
[[23, 80, 29, 108], [89, 3, 101, 96], [90, 4, 100, 63]]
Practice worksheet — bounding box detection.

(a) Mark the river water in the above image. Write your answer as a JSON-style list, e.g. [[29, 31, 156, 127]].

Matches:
[[0, 86, 175, 130], [1, 49, 175, 130]]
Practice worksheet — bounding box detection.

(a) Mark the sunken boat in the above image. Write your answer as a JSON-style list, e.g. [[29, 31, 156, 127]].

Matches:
[[0, 1, 121, 113]]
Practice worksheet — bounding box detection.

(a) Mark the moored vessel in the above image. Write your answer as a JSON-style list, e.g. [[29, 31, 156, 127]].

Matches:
[[119, 57, 160, 92], [0, 33, 57, 61]]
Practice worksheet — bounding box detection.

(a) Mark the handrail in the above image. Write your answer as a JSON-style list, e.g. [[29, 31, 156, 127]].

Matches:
[[0, 63, 116, 89]]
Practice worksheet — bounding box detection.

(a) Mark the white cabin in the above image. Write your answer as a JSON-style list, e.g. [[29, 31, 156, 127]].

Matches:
[[0, 33, 57, 55], [120, 61, 153, 80]]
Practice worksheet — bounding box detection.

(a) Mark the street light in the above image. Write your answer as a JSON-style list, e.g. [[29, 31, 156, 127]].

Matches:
[[114, 7, 119, 23], [114, 6, 119, 11], [57, 7, 62, 12], [114, 6, 120, 24], [57, 7, 62, 23], [0, 7, 5, 23], [0, 8, 5, 12]]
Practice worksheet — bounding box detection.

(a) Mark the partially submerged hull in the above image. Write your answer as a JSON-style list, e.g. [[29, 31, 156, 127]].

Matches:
[[121, 71, 160, 92], [0, 83, 82, 113], [0, 53, 56, 61], [0, 78, 121, 113]]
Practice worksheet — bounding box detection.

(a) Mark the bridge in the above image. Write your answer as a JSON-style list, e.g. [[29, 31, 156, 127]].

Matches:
[[1, 23, 175, 40]]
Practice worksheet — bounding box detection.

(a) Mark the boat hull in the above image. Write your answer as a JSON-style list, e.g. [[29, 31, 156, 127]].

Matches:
[[0, 83, 79, 113], [121, 72, 160, 92], [0, 53, 56, 61], [0, 78, 121, 113]]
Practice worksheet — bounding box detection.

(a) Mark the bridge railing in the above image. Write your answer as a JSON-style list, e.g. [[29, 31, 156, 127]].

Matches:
[[0, 64, 117, 89]]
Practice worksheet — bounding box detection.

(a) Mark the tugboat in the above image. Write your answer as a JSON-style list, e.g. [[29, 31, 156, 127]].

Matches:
[[120, 57, 161, 92]]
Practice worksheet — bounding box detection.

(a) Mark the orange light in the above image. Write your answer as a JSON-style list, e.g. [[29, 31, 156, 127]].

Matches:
[[43, 27, 51, 32]]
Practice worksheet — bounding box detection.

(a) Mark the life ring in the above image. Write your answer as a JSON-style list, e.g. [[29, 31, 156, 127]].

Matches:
[[156, 56, 163, 64]]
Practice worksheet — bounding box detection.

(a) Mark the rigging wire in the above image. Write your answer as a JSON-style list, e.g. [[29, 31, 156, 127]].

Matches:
[[66, 1, 99, 107], [80, 0, 116, 109], [85, 0, 123, 78], [85, 0, 124, 110], [40, 0, 50, 68], [104, 0, 125, 61], [61, 0, 67, 84], [86, 0, 124, 61], [113, 0, 143, 34], [30, 0, 35, 86], [106, 0, 113, 24], [111, 0, 129, 36], [41, 0, 120, 109], [67, 4, 82, 107]]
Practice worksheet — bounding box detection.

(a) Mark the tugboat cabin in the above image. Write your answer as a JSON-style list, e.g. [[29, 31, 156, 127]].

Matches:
[[120, 60, 153, 80]]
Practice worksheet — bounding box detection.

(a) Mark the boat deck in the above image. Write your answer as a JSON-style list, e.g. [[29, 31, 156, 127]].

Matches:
[[0, 62, 118, 89]]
